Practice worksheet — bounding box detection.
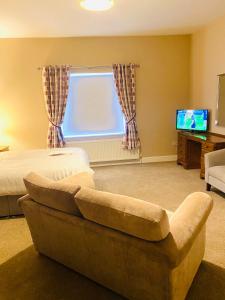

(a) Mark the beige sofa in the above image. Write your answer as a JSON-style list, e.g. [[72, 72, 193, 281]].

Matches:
[[19, 172, 213, 300], [205, 148, 225, 193]]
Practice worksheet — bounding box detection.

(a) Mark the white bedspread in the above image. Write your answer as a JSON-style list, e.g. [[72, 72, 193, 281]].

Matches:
[[0, 147, 94, 196]]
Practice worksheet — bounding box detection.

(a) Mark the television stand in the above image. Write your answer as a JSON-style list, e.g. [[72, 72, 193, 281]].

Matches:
[[177, 131, 225, 178]]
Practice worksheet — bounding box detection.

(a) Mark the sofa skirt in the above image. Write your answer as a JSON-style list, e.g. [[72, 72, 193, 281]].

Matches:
[[0, 195, 23, 217]]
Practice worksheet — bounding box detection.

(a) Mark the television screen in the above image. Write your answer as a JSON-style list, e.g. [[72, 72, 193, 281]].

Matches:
[[176, 109, 208, 132]]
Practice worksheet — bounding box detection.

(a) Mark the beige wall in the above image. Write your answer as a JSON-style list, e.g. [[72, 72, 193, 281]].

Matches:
[[0, 36, 190, 156], [191, 15, 225, 134]]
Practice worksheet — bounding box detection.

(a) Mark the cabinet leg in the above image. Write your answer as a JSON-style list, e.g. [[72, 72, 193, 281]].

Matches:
[[206, 183, 211, 191]]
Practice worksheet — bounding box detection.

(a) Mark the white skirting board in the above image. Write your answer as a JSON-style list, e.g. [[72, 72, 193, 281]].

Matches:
[[141, 155, 177, 163], [91, 155, 177, 167]]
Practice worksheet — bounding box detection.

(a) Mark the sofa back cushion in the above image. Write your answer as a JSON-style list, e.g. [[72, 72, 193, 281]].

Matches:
[[58, 172, 95, 189], [24, 172, 83, 216], [75, 188, 170, 241]]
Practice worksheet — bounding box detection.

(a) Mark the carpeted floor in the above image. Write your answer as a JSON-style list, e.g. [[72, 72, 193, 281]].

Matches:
[[0, 162, 225, 300]]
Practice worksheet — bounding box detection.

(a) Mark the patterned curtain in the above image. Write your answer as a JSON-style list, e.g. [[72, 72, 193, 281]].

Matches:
[[112, 63, 140, 150], [42, 65, 70, 148]]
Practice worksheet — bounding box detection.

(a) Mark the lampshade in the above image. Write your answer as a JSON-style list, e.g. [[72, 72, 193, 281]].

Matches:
[[80, 0, 114, 11]]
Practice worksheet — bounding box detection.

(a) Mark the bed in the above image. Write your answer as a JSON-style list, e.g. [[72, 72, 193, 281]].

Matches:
[[0, 147, 94, 217]]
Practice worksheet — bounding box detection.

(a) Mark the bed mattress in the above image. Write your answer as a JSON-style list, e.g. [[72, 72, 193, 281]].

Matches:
[[0, 147, 94, 196]]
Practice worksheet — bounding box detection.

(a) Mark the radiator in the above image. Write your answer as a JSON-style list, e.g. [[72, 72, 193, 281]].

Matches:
[[66, 138, 140, 163]]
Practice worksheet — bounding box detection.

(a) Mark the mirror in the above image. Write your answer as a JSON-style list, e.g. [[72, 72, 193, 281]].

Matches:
[[216, 74, 225, 127]]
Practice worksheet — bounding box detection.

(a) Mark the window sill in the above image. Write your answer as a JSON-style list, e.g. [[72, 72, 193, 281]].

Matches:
[[65, 134, 124, 142]]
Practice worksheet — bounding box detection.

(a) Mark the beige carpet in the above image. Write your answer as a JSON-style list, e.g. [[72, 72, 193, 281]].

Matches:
[[0, 162, 225, 300]]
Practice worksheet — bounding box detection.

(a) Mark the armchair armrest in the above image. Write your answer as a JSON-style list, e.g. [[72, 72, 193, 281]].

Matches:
[[205, 148, 225, 169], [159, 192, 213, 267]]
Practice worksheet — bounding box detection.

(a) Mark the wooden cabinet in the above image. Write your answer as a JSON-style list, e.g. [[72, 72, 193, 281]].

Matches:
[[177, 131, 225, 178]]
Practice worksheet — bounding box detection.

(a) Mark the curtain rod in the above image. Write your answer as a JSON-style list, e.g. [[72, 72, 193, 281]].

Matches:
[[37, 64, 140, 70]]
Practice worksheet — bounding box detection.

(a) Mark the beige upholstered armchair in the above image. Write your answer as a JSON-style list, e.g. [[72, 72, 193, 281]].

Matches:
[[205, 148, 225, 192], [19, 172, 213, 300]]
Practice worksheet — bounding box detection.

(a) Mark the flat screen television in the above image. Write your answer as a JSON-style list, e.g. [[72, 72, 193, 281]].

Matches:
[[176, 109, 208, 132]]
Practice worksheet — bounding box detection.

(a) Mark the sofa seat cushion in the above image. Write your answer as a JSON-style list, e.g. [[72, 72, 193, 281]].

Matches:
[[24, 172, 94, 216], [75, 188, 170, 241], [208, 166, 225, 182]]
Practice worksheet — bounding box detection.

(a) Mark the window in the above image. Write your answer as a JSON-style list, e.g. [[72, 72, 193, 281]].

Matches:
[[63, 71, 125, 139]]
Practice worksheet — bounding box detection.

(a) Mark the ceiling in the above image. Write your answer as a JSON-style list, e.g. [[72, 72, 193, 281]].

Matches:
[[1, 0, 225, 38]]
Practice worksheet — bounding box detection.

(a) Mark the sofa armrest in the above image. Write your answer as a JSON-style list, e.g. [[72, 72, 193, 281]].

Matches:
[[160, 192, 213, 266], [205, 148, 225, 169]]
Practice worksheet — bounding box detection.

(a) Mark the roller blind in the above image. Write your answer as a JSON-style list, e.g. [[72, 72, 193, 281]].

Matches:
[[63, 72, 125, 138]]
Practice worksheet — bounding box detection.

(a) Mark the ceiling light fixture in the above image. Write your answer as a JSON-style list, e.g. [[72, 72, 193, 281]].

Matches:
[[80, 0, 114, 11]]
